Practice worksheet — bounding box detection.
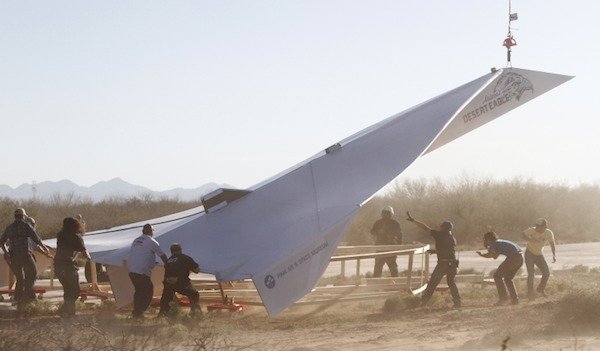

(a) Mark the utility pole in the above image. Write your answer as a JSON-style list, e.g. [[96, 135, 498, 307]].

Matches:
[[32, 180, 37, 201]]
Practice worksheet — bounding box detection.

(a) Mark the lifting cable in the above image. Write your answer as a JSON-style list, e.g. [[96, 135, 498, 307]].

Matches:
[[502, 0, 518, 67]]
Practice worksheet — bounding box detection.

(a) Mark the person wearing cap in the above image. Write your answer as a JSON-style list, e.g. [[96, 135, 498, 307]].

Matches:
[[4, 217, 50, 289], [127, 223, 168, 318], [406, 213, 461, 308], [5, 216, 40, 295], [158, 243, 201, 317], [24, 216, 36, 230], [0, 208, 50, 305], [23, 216, 54, 260], [54, 217, 91, 317], [370, 206, 403, 277], [477, 231, 523, 305], [521, 218, 556, 299]]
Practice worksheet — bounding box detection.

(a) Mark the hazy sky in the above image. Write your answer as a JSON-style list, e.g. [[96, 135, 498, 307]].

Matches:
[[1, 1, 598, 191]]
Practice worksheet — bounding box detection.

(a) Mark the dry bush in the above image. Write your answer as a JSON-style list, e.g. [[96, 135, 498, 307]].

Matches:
[[2, 176, 599, 247], [316, 274, 360, 287], [346, 177, 600, 247], [15, 300, 56, 317], [382, 295, 421, 313], [0, 196, 201, 239], [0, 315, 255, 351], [554, 288, 600, 329]]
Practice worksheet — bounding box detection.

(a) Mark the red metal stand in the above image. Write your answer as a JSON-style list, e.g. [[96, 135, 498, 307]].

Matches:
[[206, 282, 246, 312], [0, 287, 46, 301]]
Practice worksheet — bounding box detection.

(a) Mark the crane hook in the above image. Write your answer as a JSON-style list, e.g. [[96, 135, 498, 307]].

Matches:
[[503, 35, 517, 49]]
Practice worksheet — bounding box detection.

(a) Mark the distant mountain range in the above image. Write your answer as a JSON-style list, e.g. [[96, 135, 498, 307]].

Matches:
[[0, 178, 229, 202]]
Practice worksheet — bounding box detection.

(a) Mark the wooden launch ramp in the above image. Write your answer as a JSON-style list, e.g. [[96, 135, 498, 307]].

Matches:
[[192, 244, 434, 308]]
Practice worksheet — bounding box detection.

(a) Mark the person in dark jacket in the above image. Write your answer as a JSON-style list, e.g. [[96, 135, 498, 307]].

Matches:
[[406, 212, 461, 308], [159, 243, 201, 316], [54, 217, 90, 317], [0, 208, 50, 307], [477, 231, 523, 305], [370, 206, 403, 277]]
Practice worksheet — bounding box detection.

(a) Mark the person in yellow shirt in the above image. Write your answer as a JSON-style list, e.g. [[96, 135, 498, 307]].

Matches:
[[521, 218, 556, 299]]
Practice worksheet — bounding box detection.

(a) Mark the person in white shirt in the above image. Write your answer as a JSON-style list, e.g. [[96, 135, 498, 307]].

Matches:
[[521, 218, 556, 299], [127, 224, 167, 318]]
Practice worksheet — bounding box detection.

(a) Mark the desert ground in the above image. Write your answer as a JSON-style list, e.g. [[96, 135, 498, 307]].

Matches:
[[1, 269, 599, 351]]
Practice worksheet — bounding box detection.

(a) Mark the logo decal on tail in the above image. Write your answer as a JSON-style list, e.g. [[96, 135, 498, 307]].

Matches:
[[464, 72, 535, 124], [265, 275, 276, 289], [492, 72, 534, 101]]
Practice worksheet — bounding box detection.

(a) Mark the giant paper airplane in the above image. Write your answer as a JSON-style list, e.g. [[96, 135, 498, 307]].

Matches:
[[37, 67, 571, 316]]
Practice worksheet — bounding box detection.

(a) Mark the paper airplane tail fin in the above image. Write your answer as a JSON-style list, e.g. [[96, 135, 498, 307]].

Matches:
[[425, 68, 573, 154]]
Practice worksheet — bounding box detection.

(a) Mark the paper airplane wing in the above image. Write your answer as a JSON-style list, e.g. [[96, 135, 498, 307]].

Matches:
[[43, 206, 203, 261]]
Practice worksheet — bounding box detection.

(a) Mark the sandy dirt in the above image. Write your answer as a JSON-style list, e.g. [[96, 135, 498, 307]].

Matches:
[[217, 297, 600, 351], [1, 280, 599, 350]]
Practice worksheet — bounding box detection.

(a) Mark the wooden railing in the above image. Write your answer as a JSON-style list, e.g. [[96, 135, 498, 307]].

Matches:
[[330, 244, 431, 293]]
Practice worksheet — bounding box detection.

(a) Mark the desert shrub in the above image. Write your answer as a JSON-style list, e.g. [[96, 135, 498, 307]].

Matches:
[[459, 284, 497, 300], [554, 289, 600, 328], [546, 277, 570, 294], [0, 197, 201, 240], [458, 267, 483, 275], [398, 269, 422, 277], [38, 268, 53, 279], [0, 315, 244, 351], [163, 302, 184, 318], [317, 274, 360, 286], [96, 299, 116, 311], [344, 177, 600, 247], [383, 295, 420, 313], [18, 300, 55, 316], [569, 264, 590, 274]]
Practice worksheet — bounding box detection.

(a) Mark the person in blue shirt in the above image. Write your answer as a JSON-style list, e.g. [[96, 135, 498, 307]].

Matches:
[[477, 231, 523, 305]]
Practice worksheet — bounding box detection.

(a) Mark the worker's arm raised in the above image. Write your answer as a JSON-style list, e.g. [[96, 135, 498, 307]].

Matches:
[[405, 212, 432, 232]]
